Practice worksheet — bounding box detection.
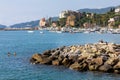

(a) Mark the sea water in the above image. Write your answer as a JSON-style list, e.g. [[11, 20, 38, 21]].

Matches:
[[0, 30, 120, 80]]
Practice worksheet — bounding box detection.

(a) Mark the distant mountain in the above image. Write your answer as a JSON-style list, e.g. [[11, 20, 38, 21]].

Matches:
[[10, 20, 40, 28], [10, 17, 59, 28], [78, 6, 115, 14], [0, 24, 7, 28], [50, 17, 59, 21]]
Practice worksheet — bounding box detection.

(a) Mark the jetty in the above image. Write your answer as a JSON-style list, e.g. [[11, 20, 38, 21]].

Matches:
[[30, 41, 120, 74]]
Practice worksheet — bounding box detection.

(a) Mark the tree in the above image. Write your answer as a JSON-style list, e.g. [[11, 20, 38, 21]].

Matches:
[[59, 18, 67, 27]]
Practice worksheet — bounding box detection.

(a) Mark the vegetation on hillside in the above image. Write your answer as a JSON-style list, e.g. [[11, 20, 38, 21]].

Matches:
[[58, 8, 120, 28]]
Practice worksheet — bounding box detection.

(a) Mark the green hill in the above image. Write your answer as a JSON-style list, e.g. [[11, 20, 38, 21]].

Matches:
[[10, 17, 59, 28], [10, 20, 40, 28], [78, 6, 115, 14]]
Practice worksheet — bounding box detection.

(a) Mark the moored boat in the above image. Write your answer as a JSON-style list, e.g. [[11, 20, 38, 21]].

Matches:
[[27, 30, 34, 33]]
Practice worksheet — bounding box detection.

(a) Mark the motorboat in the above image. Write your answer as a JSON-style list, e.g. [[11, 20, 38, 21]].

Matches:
[[27, 30, 34, 33], [40, 31, 44, 34], [56, 31, 62, 33]]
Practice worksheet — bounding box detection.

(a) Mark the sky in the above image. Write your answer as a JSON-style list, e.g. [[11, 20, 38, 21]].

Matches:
[[0, 0, 120, 26]]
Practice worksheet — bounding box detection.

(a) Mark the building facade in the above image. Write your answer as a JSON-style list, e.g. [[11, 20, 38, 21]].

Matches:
[[39, 18, 46, 28], [115, 6, 120, 14]]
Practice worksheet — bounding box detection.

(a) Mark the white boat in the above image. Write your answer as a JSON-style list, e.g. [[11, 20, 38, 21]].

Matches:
[[27, 31, 34, 33], [84, 31, 90, 33], [56, 31, 62, 33], [40, 31, 44, 34]]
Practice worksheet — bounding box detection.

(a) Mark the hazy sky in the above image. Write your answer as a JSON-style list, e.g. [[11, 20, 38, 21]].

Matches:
[[0, 0, 120, 26]]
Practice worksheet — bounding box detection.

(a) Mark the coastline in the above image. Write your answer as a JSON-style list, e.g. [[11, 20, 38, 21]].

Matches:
[[30, 41, 120, 74], [1, 27, 120, 34]]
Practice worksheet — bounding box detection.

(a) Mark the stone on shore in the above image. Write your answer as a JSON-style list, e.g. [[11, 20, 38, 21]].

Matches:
[[30, 41, 120, 74]]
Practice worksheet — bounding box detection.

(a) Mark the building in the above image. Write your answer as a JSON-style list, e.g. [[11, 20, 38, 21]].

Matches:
[[86, 13, 94, 18], [108, 18, 115, 28], [59, 10, 81, 19], [59, 10, 69, 18], [59, 10, 81, 27], [39, 18, 47, 28], [51, 21, 57, 27], [115, 6, 120, 14], [83, 22, 92, 28], [66, 15, 76, 27]]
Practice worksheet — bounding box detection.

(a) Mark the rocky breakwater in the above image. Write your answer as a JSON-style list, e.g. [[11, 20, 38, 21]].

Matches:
[[30, 42, 120, 74]]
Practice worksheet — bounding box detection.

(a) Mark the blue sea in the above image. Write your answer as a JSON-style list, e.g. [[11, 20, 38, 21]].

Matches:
[[0, 30, 120, 80]]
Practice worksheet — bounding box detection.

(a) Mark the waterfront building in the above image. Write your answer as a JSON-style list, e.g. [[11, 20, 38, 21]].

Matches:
[[108, 18, 115, 28], [83, 22, 92, 28], [39, 18, 47, 28], [52, 22, 57, 27]]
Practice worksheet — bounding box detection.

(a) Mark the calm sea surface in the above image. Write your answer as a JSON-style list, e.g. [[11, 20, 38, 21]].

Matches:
[[0, 30, 120, 80]]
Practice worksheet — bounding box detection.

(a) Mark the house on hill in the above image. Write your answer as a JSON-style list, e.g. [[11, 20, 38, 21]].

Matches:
[[115, 6, 120, 14], [66, 15, 76, 27], [59, 10, 81, 27]]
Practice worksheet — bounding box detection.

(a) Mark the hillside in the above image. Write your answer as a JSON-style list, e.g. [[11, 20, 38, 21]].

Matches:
[[10, 20, 40, 28], [78, 6, 115, 14], [0, 24, 7, 28], [10, 17, 59, 28]]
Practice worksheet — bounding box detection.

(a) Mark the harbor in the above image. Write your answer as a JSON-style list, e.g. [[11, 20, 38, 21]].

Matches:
[[38, 27, 120, 34]]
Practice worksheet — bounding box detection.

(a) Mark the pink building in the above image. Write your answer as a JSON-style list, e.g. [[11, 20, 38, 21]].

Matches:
[[39, 18, 46, 28]]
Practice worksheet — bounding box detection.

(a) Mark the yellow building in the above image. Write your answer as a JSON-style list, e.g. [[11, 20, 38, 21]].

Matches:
[[66, 15, 76, 27]]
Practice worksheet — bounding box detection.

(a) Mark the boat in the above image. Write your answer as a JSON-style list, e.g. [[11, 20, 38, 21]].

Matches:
[[40, 31, 44, 34], [27, 31, 34, 33], [56, 31, 62, 33], [84, 31, 90, 33], [111, 29, 120, 34]]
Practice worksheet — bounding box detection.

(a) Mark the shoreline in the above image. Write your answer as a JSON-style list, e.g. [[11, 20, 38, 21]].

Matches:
[[30, 41, 120, 74], [1, 27, 120, 34]]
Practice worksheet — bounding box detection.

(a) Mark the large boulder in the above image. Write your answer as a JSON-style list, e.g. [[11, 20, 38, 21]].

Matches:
[[105, 58, 119, 66], [30, 54, 43, 64], [88, 65, 98, 71], [59, 46, 66, 51], [80, 53, 90, 59], [93, 57, 103, 66], [30, 53, 52, 64], [108, 43, 116, 52], [68, 54, 78, 62], [113, 61, 120, 73], [52, 50, 61, 57], [74, 49, 81, 54], [92, 46, 98, 53], [70, 61, 88, 71], [43, 50, 51, 56], [113, 61, 120, 70], [62, 58, 72, 67], [69, 62, 81, 71], [99, 64, 113, 72], [52, 60, 60, 66], [88, 57, 103, 71]]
